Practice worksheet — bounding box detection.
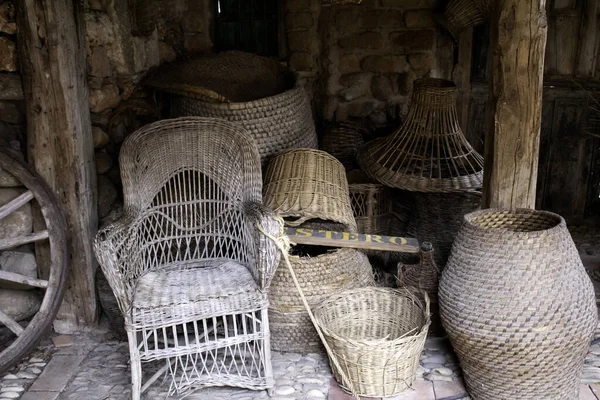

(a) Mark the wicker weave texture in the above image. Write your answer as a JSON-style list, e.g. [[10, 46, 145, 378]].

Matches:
[[269, 248, 374, 354], [358, 79, 484, 192], [264, 149, 357, 231], [314, 287, 430, 397], [439, 209, 598, 400], [322, 121, 367, 171], [93, 117, 283, 398], [347, 170, 393, 235], [442, 0, 492, 39]]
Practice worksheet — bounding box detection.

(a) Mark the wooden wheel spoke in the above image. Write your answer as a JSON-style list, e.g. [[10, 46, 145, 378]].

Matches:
[[0, 230, 49, 251], [0, 309, 24, 337], [0, 270, 48, 289], [0, 190, 33, 221]]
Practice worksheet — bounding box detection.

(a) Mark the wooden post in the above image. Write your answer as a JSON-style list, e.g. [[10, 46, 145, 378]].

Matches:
[[576, 0, 599, 77], [483, 0, 548, 209], [16, 0, 98, 331], [456, 27, 473, 134]]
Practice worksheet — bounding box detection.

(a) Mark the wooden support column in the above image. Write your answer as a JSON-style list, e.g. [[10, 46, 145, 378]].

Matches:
[[483, 0, 548, 209], [16, 0, 98, 331], [576, 0, 599, 77]]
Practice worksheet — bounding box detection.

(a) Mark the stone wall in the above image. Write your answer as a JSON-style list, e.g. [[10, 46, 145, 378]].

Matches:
[[317, 0, 454, 125]]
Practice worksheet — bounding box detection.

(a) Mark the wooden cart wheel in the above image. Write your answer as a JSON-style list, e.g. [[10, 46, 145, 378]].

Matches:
[[0, 148, 69, 373]]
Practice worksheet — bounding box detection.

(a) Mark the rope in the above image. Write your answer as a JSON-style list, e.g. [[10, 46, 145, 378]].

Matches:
[[257, 220, 360, 399]]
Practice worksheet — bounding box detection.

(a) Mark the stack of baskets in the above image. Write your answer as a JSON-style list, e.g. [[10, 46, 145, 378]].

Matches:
[[145, 51, 318, 165], [263, 149, 374, 353]]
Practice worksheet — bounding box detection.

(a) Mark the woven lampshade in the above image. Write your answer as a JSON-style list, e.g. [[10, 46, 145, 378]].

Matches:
[[358, 78, 483, 193], [263, 149, 357, 232]]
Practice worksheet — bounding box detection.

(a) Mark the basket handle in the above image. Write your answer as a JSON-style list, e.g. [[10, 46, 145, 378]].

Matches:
[[257, 221, 361, 400]]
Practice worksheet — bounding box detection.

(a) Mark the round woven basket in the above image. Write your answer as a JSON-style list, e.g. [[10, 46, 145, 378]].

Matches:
[[440, 0, 493, 39], [397, 191, 481, 268], [314, 287, 430, 397], [269, 248, 374, 354], [264, 149, 357, 231], [347, 170, 392, 235], [358, 79, 484, 193], [440, 209, 598, 400], [322, 121, 367, 171], [146, 51, 318, 164]]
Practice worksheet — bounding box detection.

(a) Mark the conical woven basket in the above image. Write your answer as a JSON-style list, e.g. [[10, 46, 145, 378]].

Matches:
[[269, 248, 374, 354], [314, 287, 430, 397], [358, 78, 484, 193], [146, 51, 318, 164], [322, 121, 368, 171], [264, 149, 357, 231]]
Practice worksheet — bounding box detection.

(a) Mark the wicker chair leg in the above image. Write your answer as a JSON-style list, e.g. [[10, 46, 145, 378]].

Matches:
[[262, 308, 274, 393], [127, 329, 142, 400]]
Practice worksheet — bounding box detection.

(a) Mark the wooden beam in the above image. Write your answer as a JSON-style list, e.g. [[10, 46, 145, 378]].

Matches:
[[15, 0, 98, 331], [456, 27, 473, 134], [483, 0, 548, 209], [576, 0, 599, 77], [285, 227, 420, 253]]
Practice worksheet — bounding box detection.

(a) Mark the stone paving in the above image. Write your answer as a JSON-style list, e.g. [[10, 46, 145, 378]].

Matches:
[[2, 330, 600, 400]]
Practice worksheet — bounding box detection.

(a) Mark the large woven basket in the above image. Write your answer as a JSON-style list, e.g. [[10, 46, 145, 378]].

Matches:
[[440, 0, 493, 39], [264, 149, 357, 232], [146, 51, 318, 164], [314, 287, 430, 397], [398, 191, 481, 268], [322, 121, 368, 171], [347, 170, 392, 235], [358, 79, 484, 192], [440, 209, 598, 399], [269, 248, 374, 354]]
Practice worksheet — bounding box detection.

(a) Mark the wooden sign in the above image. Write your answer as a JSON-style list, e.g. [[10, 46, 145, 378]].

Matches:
[[284, 227, 420, 253]]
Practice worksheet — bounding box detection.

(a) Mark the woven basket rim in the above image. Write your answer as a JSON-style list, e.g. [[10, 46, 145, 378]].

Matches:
[[314, 287, 431, 346], [271, 147, 346, 170], [463, 208, 566, 236]]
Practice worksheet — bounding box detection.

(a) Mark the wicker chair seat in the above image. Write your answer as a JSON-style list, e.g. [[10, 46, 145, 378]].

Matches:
[[132, 260, 267, 330]]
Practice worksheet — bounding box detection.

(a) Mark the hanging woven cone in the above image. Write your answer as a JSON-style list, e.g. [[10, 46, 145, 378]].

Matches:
[[358, 78, 484, 193], [438, 0, 493, 40]]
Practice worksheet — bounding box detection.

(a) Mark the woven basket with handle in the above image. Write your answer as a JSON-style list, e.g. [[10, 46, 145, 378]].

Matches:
[[314, 287, 430, 397]]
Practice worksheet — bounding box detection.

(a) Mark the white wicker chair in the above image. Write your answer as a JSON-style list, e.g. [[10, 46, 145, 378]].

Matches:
[[93, 117, 282, 399]]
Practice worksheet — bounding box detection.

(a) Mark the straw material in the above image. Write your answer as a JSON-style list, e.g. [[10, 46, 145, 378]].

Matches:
[[322, 121, 368, 171], [358, 79, 484, 192], [397, 243, 442, 336], [269, 248, 374, 354], [439, 209, 598, 400], [441, 0, 493, 39], [146, 51, 318, 164], [347, 170, 393, 235], [314, 287, 430, 398], [264, 149, 357, 232]]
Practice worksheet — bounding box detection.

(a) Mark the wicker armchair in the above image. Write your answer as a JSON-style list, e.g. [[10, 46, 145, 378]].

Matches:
[[93, 117, 282, 399]]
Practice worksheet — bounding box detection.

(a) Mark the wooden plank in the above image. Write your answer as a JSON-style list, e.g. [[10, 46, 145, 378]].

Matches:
[[555, 15, 580, 75], [28, 355, 85, 392], [285, 227, 420, 253], [0, 270, 48, 289], [0, 190, 32, 221], [483, 0, 548, 209], [456, 27, 473, 135], [0, 230, 49, 250], [576, 0, 599, 77], [16, 0, 98, 331], [0, 309, 24, 336]]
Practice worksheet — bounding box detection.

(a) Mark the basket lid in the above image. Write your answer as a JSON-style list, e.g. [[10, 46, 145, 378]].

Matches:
[[144, 51, 296, 103], [358, 78, 484, 193]]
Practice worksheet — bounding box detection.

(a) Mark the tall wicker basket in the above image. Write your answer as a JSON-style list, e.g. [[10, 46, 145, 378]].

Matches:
[[269, 248, 374, 354], [145, 51, 318, 165], [347, 170, 392, 235], [358, 79, 484, 193], [322, 121, 368, 171], [314, 287, 430, 397], [439, 209, 598, 399]]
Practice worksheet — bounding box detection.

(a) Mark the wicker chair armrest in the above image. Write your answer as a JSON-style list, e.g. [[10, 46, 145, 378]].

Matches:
[[93, 212, 143, 314], [244, 202, 284, 291]]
